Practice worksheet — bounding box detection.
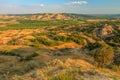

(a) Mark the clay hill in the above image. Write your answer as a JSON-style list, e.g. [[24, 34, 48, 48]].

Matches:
[[93, 24, 115, 39], [30, 13, 71, 20], [0, 13, 71, 20]]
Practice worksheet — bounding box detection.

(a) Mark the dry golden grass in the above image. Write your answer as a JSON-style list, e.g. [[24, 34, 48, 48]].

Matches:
[[49, 42, 82, 50]]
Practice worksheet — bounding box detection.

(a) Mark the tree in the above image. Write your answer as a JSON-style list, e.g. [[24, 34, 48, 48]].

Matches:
[[94, 44, 114, 68]]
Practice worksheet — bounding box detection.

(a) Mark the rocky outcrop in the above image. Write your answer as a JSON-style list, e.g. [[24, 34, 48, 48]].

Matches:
[[101, 24, 114, 37], [93, 24, 114, 39]]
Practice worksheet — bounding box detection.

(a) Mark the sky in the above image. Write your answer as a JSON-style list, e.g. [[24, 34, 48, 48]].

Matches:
[[0, 0, 120, 14]]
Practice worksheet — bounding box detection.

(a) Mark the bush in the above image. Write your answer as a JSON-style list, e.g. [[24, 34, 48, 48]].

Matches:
[[30, 71, 38, 78], [31, 37, 58, 46], [85, 42, 101, 50], [18, 52, 39, 61], [68, 33, 85, 45], [114, 54, 120, 65], [109, 65, 120, 72], [49, 72, 74, 80], [93, 44, 114, 68], [20, 61, 39, 74], [7, 39, 18, 45], [54, 36, 70, 42]]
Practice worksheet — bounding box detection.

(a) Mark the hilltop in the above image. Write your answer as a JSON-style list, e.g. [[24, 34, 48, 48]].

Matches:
[[0, 13, 71, 20]]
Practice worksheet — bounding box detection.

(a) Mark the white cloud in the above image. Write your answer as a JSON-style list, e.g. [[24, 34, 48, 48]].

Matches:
[[69, 1, 88, 5], [32, 4, 45, 7], [40, 4, 44, 7]]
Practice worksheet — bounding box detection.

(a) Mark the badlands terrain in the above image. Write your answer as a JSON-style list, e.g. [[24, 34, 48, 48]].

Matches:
[[0, 13, 120, 80]]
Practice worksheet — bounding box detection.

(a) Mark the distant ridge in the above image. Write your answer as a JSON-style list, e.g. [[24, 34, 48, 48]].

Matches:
[[0, 13, 120, 20], [0, 13, 71, 20]]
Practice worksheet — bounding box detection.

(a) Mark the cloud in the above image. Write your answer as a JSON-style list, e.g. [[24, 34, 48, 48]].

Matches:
[[40, 4, 44, 7], [31, 4, 45, 7], [68, 1, 88, 5]]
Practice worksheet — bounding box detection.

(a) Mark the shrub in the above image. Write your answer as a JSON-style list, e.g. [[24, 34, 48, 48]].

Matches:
[[49, 72, 74, 80], [0, 47, 11, 55], [8, 39, 18, 45], [85, 42, 101, 50], [54, 36, 70, 42], [18, 52, 39, 61], [31, 37, 58, 46], [25, 53, 39, 60], [93, 44, 114, 68], [109, 64, 120, 72], [31, 52, 39, 57], [114, 54, 120, 65], [69, 33, 85, 45], [87, 70, 98, 75], [20, 61, 39, 74], [30, 71, 38, 78]]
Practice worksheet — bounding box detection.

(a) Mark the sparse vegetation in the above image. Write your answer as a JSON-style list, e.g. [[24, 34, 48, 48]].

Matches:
[[0, 13, 120, 80], [49, 72, 74, 80], [19, 61, 39, 74]]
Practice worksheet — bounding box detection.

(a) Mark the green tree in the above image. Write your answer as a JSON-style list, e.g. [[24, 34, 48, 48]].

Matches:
[[94, 44, 114, 68]]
